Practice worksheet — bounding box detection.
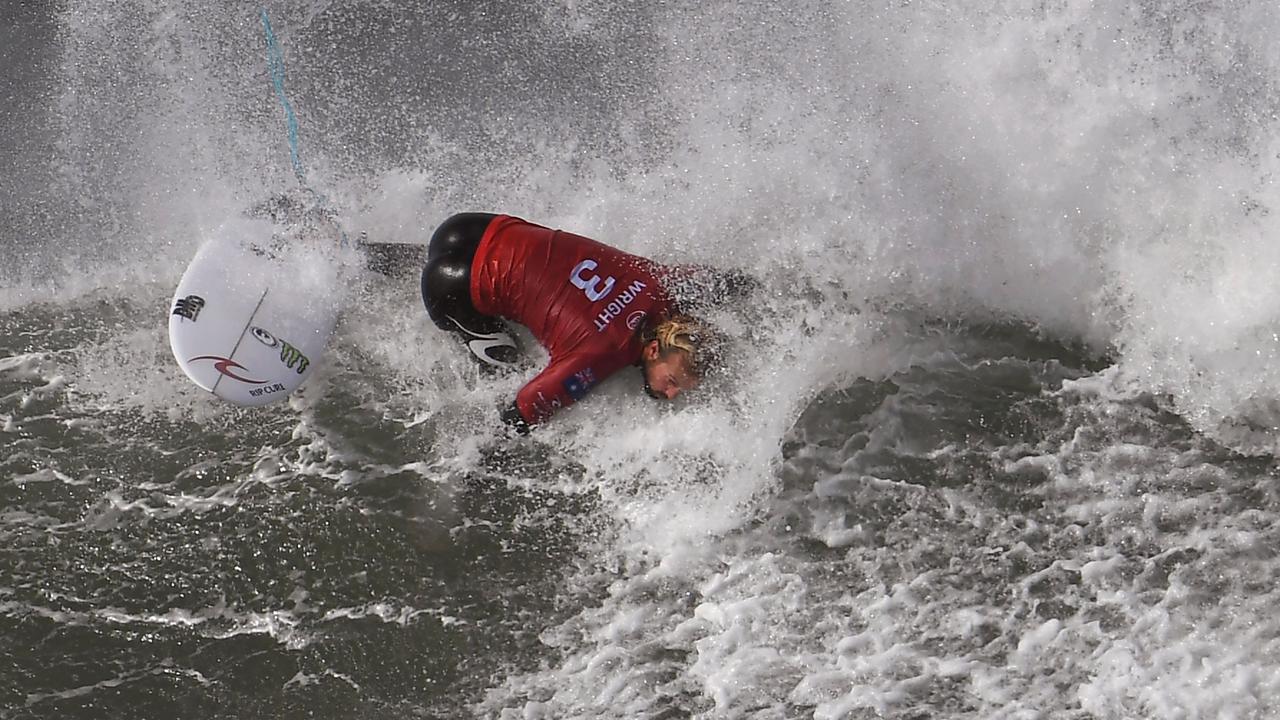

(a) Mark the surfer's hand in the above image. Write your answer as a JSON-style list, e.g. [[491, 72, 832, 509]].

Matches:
[[500, 400, 531, 435]]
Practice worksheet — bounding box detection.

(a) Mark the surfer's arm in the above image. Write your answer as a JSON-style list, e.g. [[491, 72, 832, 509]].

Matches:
[[500, 400, 532, 435], [508, 354, 611, 428]]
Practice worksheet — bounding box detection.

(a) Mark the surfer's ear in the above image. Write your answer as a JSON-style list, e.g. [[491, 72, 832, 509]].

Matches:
[[643, 340, 661, 362]]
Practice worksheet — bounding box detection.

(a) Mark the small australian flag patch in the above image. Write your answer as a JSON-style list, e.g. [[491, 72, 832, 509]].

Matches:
[[562, 368, 597, 400]]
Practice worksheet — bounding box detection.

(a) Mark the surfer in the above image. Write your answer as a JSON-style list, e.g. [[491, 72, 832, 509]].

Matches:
[[420, 213, 747, 432]]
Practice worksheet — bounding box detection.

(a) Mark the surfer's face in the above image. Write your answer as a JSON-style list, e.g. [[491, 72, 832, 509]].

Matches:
[[642, 342, 698, 400]]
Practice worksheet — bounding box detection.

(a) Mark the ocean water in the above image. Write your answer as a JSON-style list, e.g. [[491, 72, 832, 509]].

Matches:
[[4, 1, 1280, 718]]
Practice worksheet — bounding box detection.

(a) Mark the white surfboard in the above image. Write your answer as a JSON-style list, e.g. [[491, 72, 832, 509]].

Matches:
[[168, 216, 346, 406]]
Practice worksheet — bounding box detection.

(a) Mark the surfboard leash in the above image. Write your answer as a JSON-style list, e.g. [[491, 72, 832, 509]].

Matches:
[[260, 9, 351, 248]]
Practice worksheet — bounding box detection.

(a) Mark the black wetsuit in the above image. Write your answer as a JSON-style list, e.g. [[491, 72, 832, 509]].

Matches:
[[419, 212, 522, 369]]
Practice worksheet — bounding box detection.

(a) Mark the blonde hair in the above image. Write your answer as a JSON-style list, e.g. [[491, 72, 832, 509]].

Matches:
[[643, 314, 718, 378]]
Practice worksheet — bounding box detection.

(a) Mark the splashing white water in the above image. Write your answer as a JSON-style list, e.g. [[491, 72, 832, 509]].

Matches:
[[10, 2, 1280, 716]]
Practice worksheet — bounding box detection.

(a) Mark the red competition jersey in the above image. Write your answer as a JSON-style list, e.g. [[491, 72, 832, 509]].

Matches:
[[470, 216, 676, 424]]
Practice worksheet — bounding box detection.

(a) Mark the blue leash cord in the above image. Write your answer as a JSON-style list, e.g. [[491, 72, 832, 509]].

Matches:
[[260, 9, 350, 247], [261, 9, 306, 184]]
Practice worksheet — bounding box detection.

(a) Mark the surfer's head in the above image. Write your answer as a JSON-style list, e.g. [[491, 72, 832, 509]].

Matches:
[[640, 315, 718, 400]]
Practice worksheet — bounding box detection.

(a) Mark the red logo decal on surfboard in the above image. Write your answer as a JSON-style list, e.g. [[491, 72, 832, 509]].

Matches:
[[189, 356, 268, 385]]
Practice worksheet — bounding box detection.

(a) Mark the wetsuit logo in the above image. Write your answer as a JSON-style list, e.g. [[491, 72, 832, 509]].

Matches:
[[448, 317, 519, 369], [594, 280, 647, 332], [172, 295, 205, 321], [626, 310, 647, 330]]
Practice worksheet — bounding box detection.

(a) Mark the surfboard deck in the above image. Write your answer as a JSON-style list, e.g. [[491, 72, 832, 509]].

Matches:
[[168, 216, 345, 406]]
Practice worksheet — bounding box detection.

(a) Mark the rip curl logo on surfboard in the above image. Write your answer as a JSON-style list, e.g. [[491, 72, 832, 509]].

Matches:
[[188, 356, 268, 385]]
